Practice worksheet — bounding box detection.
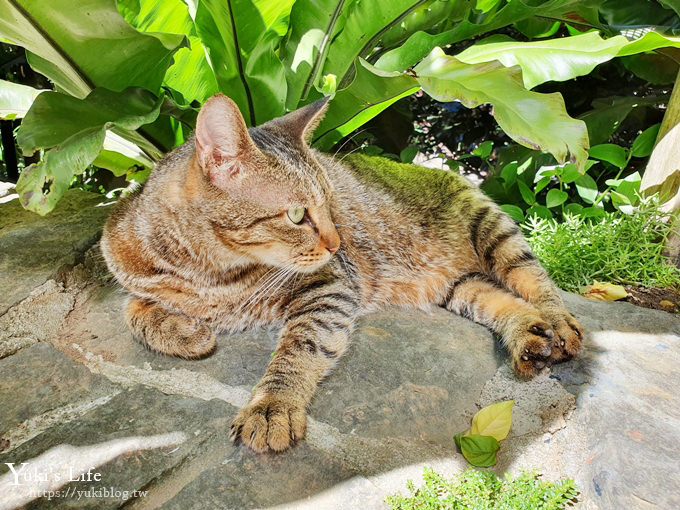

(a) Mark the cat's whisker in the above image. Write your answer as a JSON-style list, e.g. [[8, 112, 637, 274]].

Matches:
[[338, 251, 352, 277], [337, 145, 364, 164], [238, 259, 297, 315], [241, 267, 295, 317], [241, 267, 287, 308], [333, 128, 369, 157], [290, 272, 303, 297], [267, 268, 297, 303], [230, 253, 249, 267], [238, 266, 286, 313]]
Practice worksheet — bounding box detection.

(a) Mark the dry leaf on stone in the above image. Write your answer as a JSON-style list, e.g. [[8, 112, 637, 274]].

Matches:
[[580, 281, 629, 301]]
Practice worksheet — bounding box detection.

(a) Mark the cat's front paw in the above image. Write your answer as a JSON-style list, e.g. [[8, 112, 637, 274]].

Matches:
[[510, 319, 555, 378], [545, 310, 583, 363], [171, 319, 216, 359], [229, 394, 306, 452]]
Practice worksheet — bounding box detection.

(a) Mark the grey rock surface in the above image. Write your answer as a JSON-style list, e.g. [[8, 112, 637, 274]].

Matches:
[[1, 191, 679, 509], [0, 190, 111, 315]]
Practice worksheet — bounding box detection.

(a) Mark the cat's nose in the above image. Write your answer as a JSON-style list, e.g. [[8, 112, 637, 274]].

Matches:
[[322, 232, 340, 255]]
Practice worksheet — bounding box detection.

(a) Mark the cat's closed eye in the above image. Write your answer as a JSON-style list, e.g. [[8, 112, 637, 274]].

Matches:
[[287, 207, 305, 224]]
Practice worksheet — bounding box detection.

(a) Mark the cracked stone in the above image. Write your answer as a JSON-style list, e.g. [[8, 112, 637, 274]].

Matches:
[[0, 189, 111, 315]]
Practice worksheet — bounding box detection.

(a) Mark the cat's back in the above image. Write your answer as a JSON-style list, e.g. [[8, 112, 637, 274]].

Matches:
[[321, 153, 476, 214]]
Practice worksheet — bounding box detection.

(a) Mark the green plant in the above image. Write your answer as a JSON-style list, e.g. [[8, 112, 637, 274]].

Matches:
[[385, 467, 579, 510], [481, 120, 673, 223], [4, 1, 680, 214], [523, 199, 680, 292]]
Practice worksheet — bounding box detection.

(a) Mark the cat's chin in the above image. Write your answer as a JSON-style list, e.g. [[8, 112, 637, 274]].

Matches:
[[289, 261, 329, 274]]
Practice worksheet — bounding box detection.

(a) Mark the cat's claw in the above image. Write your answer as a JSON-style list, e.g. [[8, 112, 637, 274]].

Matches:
[[511, 319, 555, 378], [228, 423, 243, 444], [546, 311, 583, 363], [230, 394, 306, 453]]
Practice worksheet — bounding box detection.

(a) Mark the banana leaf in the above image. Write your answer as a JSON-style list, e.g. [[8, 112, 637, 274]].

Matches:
[[189, 0, 286, 125], [374, 0, 605, 72], [456, 30, 680, 89], [16, 87, 164, 215], [0, 78, 44, 120], [0, 0, 185, 98]]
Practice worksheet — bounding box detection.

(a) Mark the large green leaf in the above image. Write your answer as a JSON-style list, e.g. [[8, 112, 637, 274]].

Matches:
[[117, 0, 218, 104], [410, 48, 589, 169], [280, 0, 351, 110], [380, 0, 467, 48], [0, 0, 185, 99], [117, 0, 195, 35], [0, 79, 44, 120], [253, 0, 295, 35], [16, 127, 107, 215], [188, 0, 286, 125], [320, 0, 430, 90], [164, 36, 220, 104], [374, 0, 604, 73], [16, 87, 163, 215], [0, 78, 154, 169], [312, 62, 419, 150], [456, 31, 680, 89]]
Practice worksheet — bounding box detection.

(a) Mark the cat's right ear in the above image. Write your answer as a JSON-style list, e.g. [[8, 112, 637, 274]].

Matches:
[[195, 94, 264, 189]]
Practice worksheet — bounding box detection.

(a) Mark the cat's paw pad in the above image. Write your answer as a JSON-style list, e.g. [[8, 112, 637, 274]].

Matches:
[[230, 394, 306, 453], [511, 320, 555, 378], [546, 311, 583, 363]]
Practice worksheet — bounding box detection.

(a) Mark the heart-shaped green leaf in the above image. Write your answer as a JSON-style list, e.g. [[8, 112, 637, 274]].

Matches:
[[546, 189, 568, 208], [589, 143, 628, 168], [460, 434, 500, 467], [500, 205, 525, 223], [631, 123, 661, 158]]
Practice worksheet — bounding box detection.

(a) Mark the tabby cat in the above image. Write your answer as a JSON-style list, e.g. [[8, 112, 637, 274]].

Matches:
[[101, 94, 583, 453]]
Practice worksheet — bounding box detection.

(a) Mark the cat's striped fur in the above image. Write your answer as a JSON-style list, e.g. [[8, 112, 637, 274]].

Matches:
[[101, 95, 582, 453]]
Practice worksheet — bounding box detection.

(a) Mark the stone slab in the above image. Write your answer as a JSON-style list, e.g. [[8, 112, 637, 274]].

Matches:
[[0, 386, 234, 509], [0, 190, 111, 315], [0, 342, 120, 437], [2, 192, 680, 509]]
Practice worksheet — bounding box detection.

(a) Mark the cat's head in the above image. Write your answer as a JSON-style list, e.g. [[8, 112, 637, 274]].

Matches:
[[195, 94, 340, 273]]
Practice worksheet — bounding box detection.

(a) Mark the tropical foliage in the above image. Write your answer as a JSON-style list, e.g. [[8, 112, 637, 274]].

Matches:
[[1, 0, 680, 214]]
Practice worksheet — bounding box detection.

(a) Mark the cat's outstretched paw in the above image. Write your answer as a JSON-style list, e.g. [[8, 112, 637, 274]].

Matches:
[[230, 394, 306, 452], [510, 319, 555, 378], [545, 310, 583, 363]]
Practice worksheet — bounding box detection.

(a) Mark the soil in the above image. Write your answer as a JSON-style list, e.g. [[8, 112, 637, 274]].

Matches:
[[624, 286, 680, 313]]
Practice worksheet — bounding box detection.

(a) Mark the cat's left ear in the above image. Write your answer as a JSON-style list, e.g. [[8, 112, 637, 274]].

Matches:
[[264, 96, 330, 144]]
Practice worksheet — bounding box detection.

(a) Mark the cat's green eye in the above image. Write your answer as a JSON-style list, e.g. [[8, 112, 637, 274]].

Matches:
[[287, 207, 306, 224]]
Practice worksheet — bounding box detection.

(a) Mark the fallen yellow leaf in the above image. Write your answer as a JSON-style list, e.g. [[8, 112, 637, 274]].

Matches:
[[580, 281, 629, 301], [469, 400, 514, 441]]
